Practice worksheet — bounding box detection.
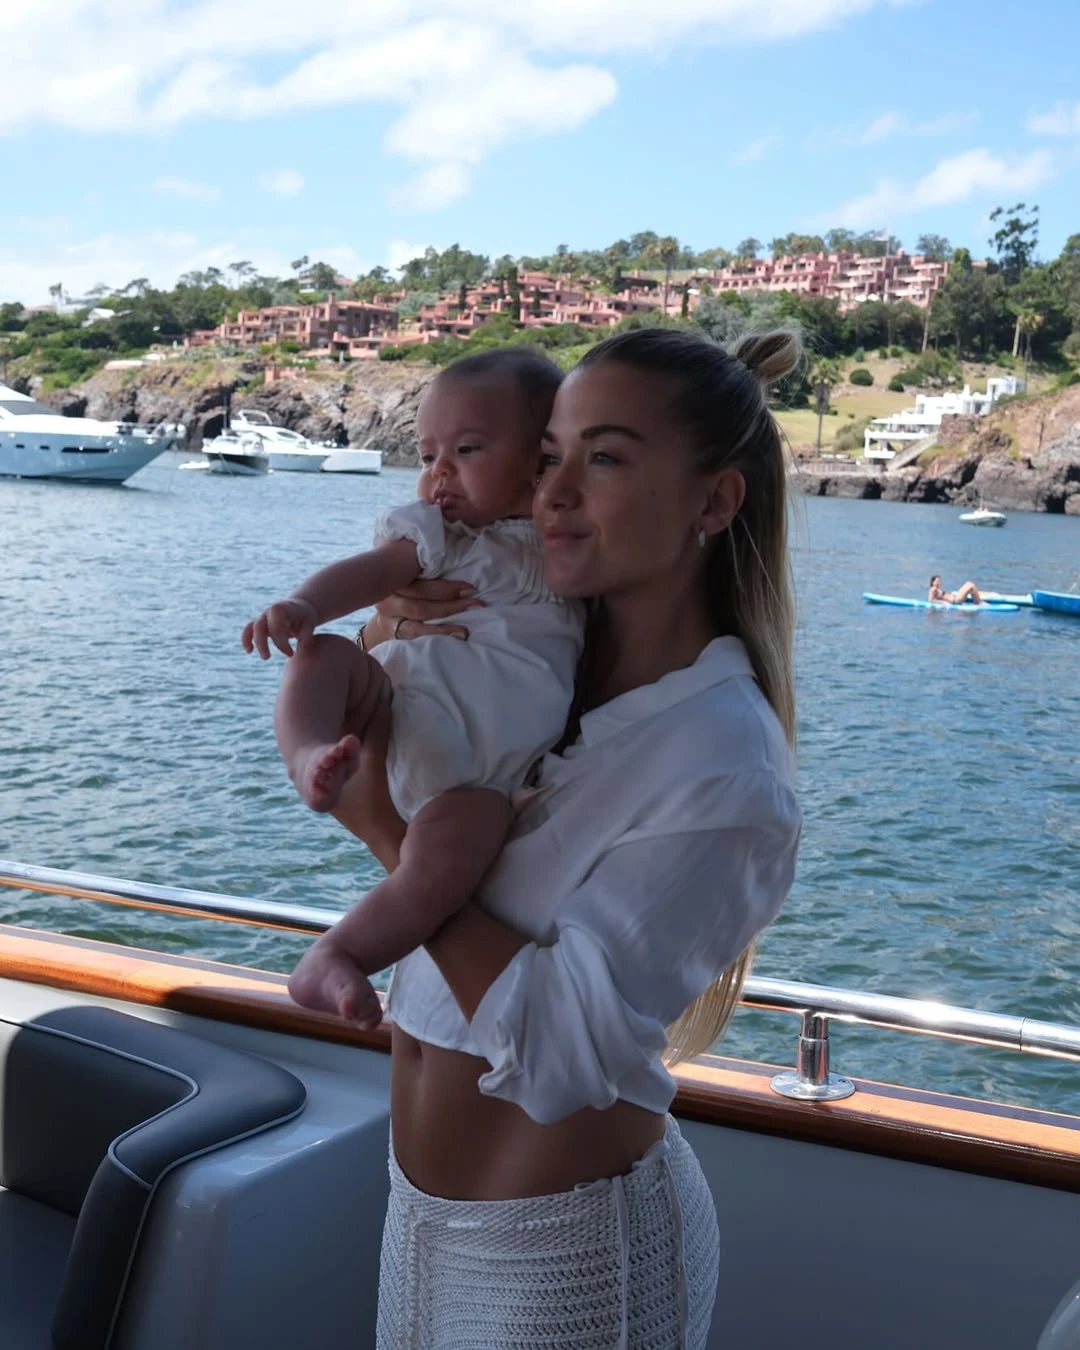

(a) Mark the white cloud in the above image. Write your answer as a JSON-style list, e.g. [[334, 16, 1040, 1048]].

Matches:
[[0, 1, 895, 211], [822, 108, 979, 149], [390, 163, 472, 211], [152, 176, 220, 202], [1027, 101, 1080, 137], [260, 169, 305, 196], [387, 239, 436, 273], [731, 135, 778, 165], [859, 111, 905, 145], [0, 221, 273, 306], [821, 147, 1056, 227]]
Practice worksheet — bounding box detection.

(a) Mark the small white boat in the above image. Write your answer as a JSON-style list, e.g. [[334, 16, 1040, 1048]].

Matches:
[[202, 430, 270, 476], [320, 446, 383, 475], [959, 507, 1006, 527], [231, 410, 328, 473], [0, 381, 184, 484]]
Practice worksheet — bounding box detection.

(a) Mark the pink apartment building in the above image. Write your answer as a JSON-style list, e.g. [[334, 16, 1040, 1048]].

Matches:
[[183, 252, 950, 358], [661, 251, 949, 311]]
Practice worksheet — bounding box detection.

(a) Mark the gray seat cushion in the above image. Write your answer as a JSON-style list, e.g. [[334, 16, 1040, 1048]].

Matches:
[[0, 1188, 76, 1350], [0, 1006, 306, 1350]]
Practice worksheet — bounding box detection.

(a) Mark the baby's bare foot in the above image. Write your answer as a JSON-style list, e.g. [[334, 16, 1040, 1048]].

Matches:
[[294, 736, 361, 812], [289, 940, 383, 1028]]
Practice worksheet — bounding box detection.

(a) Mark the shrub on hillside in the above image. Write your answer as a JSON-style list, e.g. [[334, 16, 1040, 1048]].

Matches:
[[887, 374, 905, 392], [849, 367, 873, 386], [853, 347, 865, 363], [834, 417, 870, 454], [877, 348, 888, 359]]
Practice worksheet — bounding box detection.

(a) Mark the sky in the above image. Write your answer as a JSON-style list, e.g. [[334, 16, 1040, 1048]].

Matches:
[[3, 0, 1079, 305]]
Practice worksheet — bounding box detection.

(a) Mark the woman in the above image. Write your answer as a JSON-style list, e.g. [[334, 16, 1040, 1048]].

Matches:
[[928, 574, 982, 604], [327, 327, 803, 1347]]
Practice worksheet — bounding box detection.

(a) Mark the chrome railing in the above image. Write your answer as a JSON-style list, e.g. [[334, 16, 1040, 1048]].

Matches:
[[3, 859, 1079, 1102]]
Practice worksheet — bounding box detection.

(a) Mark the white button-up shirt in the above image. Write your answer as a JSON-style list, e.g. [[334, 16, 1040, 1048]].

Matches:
[[387, 635, 802, 1124]]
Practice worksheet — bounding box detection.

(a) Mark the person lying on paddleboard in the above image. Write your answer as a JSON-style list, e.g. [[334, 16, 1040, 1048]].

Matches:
[[929, 575, 982, 604]]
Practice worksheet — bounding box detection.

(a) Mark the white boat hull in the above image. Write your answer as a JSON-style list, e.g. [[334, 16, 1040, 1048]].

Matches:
[[320, 448, 383, 475], [959, 511, 1006, 526], [205, 452, 269, 476], [266, 450, 328, 473], [0, 429, 171, 484]]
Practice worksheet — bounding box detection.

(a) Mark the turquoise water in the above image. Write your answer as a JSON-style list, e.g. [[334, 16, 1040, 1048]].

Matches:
[[2, 457, 1079, 1110]]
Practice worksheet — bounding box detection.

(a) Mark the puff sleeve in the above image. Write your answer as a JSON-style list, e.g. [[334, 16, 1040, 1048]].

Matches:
[[372, 500, 447, 577], [468, 770, 801, 1125]]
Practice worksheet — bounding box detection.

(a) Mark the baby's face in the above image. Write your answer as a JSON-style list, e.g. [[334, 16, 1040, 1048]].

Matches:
[[416, 378, 540, 528]]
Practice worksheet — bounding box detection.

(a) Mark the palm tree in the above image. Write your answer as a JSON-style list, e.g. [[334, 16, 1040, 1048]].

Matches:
[[809, 358, 843, 453]]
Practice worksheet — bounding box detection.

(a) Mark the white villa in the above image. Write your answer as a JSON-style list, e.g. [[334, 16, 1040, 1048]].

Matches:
[[863, 376, 1025, 462]]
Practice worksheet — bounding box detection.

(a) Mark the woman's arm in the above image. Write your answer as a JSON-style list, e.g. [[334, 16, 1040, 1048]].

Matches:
[[425, 773, 800, 1126], [424, 905, 528, 1021]]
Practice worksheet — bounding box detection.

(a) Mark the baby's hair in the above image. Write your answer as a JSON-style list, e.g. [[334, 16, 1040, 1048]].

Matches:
[[437, 347, 563, 439]]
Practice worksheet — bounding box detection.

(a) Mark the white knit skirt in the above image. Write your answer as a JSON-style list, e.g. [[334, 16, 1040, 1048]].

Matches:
[[376, 1116, 719, 1349]]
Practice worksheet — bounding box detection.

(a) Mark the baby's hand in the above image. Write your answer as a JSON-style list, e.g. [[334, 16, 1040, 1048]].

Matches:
[[288, 937, 383, 1029], [241, 597, 318, 659]]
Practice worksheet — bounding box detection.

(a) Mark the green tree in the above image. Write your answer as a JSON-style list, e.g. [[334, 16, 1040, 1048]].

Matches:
[[305, 261, 339, 291], [915, 234, 951, 261], [989, 203, 1039, 285], [734, 237, 761, 262], [808, 357, 843, 451], [646, 235, 681, 315]]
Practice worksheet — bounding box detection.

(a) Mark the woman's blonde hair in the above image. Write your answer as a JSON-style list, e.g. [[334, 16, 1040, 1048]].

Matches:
[[577, 326, 800, 1063]]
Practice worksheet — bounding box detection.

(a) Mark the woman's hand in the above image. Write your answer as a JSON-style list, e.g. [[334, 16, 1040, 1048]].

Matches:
[[360, 578, 484, 647]]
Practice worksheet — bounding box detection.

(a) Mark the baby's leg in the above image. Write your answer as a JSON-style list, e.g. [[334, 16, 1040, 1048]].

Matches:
[[289, 787, 512, 1022], [274, 633, 381, 812]]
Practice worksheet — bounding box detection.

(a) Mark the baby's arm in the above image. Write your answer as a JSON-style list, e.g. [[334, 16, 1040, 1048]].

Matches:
[[288, 787, 513, 1024], [242, 538, 421, 657]]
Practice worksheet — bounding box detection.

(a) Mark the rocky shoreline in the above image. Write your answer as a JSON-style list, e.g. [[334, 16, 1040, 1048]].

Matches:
[[790, 384, 1080, 515], [34, 360, 1080, 511], [41, 359, 439, 468]]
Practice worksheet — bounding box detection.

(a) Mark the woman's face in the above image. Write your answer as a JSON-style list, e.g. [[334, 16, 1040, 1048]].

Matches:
[[534, 361, 727, 601]]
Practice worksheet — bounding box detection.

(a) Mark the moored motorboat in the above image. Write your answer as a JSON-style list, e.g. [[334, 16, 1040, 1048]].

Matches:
[[0, 381, 184, 484], [320, 445, 383, 475], [959, 506, 1007, 526], [2, 857, 1080, 1350], [230, 410, 329, 473], [202, 430, 270, 476]]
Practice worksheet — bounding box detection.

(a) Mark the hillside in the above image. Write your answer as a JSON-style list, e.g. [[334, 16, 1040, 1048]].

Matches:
[[793, 383, 1080, 514]]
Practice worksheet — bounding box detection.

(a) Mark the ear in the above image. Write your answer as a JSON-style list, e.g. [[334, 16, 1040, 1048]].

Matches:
[[699, 468, 746, 538]]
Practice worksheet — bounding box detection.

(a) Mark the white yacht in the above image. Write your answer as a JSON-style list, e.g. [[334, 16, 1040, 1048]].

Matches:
[[959, 506, 1007, 527], [202, 429, 270, 476], [230, 410, 328, 473], [0, 382, 184, 484], [320, 444, 383, 475]]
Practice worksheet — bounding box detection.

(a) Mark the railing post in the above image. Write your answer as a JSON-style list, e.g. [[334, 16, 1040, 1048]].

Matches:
[[771, 1010, 856, 1101]]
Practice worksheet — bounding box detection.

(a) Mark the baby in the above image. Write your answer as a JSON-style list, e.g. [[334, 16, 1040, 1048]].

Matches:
[[242, 349, 584, 1026]]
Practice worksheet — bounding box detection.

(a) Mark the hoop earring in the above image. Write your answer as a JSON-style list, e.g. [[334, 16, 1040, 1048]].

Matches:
[[698, 528, 708, 549]]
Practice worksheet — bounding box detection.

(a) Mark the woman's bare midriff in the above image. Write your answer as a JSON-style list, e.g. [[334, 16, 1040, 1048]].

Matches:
[[390, 1025, 667, 1201]]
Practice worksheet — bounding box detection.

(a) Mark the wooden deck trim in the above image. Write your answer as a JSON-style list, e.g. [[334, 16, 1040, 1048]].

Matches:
[[2, 925, 1079, 1191]]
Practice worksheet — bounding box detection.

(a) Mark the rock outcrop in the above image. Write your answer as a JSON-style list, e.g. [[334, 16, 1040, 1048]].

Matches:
[[790, 385, 1080, 514]]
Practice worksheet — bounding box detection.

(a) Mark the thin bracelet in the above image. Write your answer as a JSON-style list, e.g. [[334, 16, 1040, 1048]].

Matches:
[[355, 623, 368, 652]]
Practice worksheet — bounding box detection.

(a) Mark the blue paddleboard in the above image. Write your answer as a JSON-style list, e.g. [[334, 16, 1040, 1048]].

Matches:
[[981, 591, 1035, 607], [863, 593, 1020, 612], [1032, 590, 1080, 617]]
